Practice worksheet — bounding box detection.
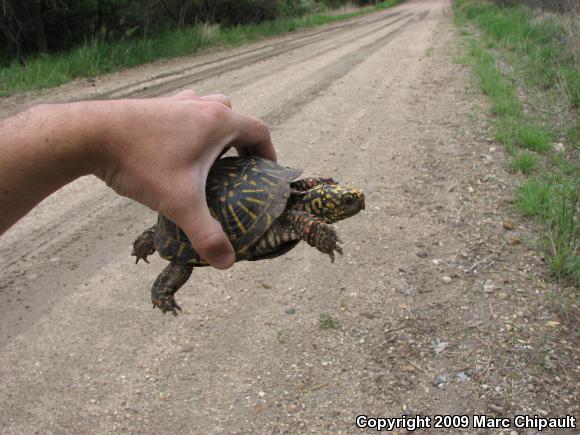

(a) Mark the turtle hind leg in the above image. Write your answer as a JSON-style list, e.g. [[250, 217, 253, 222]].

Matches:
[[152, 262, 194, 315], [132, 225, 157, 263]]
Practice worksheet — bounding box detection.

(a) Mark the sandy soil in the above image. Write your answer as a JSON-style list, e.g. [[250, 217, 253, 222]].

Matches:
[[0, 0, 577, 433]]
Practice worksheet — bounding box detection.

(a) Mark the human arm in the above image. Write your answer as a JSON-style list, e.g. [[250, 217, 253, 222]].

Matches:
[[0, 91, 276, 269]]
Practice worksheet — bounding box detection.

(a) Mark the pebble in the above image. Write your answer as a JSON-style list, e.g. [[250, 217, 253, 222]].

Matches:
[[456, 371, 470, 382], [285, 308, 296, 315], [442, 276, 452, 284], [433, 374, 448, 387], [433, 340, 449, 354], [553, 142, 565, 153], [483, 280, 495, 293], [506, 234, 522, 245], [502, 219, 515, 230]]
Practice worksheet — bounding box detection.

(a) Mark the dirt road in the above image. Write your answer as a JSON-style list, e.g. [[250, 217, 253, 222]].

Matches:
[[0, 0, 577, 433]]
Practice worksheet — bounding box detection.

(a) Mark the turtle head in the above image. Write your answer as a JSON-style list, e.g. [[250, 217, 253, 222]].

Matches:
[[307, 184, 365, 223]]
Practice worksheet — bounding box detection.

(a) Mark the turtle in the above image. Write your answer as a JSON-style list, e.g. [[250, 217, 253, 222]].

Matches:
[[132, 156, 365, 314]]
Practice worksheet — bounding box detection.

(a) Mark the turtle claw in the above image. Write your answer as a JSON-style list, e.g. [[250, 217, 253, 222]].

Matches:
[[153, 296, 182, 315], [132, 226, 156, 264]]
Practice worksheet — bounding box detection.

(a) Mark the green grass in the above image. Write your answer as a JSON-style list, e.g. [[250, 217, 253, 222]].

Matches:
[[0, 0, 404, 96], [510, 150, 539, 175], [517, 124, 552, 153], [319, 313, 339, 330], [517, 178, 552, 217], [454, 0, 579, 288]]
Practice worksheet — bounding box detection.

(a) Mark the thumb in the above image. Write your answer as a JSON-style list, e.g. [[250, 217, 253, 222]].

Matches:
[[171, 203, 235, 270]]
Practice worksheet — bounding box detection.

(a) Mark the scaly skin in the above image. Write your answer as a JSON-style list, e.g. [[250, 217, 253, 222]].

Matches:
[[290, 177, 337, 191], [151, 262, 194, 314], [132, 225, 156, 263], [283, 210, 343, 262]]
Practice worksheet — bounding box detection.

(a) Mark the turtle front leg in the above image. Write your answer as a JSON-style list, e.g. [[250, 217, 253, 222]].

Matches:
[[283, 210, 343, 262], [151, 262, 194, 315], [132, 225, 157, 264], [290, 177, 338, 191]]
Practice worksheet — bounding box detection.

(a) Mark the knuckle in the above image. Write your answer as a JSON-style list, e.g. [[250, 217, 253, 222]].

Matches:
[[204, 101, 230, 123]]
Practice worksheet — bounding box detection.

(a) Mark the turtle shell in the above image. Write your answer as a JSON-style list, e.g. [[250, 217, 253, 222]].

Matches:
[[154, 156, 302, 264]]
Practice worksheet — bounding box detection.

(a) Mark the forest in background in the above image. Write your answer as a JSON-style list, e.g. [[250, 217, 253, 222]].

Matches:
[[0, 0, 386, 65]]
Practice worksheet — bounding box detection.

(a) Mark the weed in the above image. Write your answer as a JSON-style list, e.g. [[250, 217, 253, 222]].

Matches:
[[517, 124, 552, 153], [319, 313, 339, 330], [516, 178, 551, 217], [455, 0, 579, 288], [277, 328, 291, 344], [510, 150, 539, 174], [547, 286, 578, 319]]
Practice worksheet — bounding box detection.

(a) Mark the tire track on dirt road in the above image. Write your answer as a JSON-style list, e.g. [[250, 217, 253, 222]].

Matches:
[[95, 9, 406, 100], [263, 11, 426, 126], [118, 11, 414, 99]]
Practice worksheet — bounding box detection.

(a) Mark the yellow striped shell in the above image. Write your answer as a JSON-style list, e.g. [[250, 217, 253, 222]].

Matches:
[[154, 156, 302, 264]]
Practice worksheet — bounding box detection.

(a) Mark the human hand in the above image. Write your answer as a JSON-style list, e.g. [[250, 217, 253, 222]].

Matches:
[[87, 90, 275, 269]]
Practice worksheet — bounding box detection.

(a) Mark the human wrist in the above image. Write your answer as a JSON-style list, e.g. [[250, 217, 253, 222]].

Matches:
[[30, 101, 106, 179]]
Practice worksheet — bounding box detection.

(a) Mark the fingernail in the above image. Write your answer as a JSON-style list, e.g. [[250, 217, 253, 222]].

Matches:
[[211, 250, 235, 270]]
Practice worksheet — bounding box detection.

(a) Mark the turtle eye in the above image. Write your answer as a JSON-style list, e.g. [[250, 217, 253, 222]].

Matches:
[[343, 195, 355, 206]]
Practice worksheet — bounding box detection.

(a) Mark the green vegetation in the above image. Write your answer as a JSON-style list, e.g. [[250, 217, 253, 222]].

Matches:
[[454, 0, 579, 288], [319, 313, 339, 330], [510, 151, 539, 175], [0, 1, 404, 96]]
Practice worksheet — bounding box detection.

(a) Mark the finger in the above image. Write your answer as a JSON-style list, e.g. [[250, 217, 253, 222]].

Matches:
[[172, 203, 235, 270], [229, 112, 277, 162], [199, 94, 232, 108], [173, 89, 198, 99]]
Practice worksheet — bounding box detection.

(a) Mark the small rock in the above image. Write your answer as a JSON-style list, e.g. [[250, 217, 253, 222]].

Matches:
[[433, 340, 449, 354], [258, 391, 266, 398], [502, 219, 515, 230], [456, 371, 471, 382], [506, 234, 522, 245], [158, 392, 170, 401], [468, 186, 475, 193], [416, 250, 428, 258], [261, 282, 272, 289], [432, 259, 441, 265], [483, 280, 495, 293], [553, 142, 565, 153], [285, 308, 296, 315], [442, 276, 452, 284], [433, 374, 448, 388], [488, 404, 504, 414], [398, 287, 416, 296]]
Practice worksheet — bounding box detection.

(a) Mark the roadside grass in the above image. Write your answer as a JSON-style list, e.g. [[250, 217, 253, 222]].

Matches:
[[510, 150, 539, 175], [0, 0, 404, 97], [453, 0, 579, 292]]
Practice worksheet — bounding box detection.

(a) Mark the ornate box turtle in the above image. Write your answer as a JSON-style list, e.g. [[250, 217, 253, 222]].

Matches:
[[132, 156, 365, 314]]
